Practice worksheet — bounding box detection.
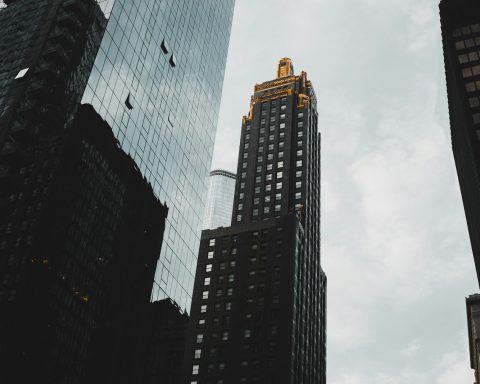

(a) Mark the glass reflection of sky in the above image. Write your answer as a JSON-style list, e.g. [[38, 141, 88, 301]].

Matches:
[[82, 0, 235, 311]]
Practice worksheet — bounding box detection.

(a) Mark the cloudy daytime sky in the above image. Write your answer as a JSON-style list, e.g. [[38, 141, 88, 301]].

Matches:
[[212, 0, 478, 382]]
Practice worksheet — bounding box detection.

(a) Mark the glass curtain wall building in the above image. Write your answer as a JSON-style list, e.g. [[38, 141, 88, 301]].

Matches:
[[203, 169, 236, 230], [81, 0, 235, 309]]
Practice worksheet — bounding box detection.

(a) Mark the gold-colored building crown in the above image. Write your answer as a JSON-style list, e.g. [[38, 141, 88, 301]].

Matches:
[[277, 57, 294, 78]]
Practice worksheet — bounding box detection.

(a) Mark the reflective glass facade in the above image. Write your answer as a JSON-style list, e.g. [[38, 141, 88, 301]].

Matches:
[[203, 169, 236, 230], [81, 0, 235, 309]]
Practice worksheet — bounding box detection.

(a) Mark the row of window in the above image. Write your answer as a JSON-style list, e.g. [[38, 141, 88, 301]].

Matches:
[[452, 24, 480, 38], [204, 274, 235, 286], [206, 247, 237, 260], [462, 64, 480, 79], [459, 50, 480, 65], [455, 36, 480, 51]]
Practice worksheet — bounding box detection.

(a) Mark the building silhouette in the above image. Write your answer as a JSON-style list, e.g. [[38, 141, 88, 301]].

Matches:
[[182, 59, 326, 384], [203, 170, 236, 230], [440, 0, 480, 381], [0, 104, 168, 383]]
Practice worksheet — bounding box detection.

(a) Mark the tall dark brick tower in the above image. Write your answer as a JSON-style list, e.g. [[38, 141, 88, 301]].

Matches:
[[182, 58, 326, 384]]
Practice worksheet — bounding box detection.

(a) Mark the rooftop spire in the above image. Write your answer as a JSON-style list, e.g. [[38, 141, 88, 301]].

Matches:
[[277, 57, 294, 78]]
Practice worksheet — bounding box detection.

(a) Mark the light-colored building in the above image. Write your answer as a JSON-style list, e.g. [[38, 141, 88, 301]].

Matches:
[[203, 169, 236, 230]]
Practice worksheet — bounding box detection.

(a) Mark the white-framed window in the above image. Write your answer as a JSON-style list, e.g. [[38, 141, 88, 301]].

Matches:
[[295, 192, 302, 199], [209, 239, 215, 246], [194, 349, 202, 359], [192, 365, 200, 375], [277, 171, 283, 179], [277, 161, 283, 168], [202, 291, 209, 299], [206, 264, 212, 272], [228, 274, 234, 282], [196, 334, 204, 343], [296, 181, 301, 189], [204, 277, 211, 286], [296, 160, 302, 167], [198, 319, 205, 326], [207, 251, 214, 259], [200, 305, 207, 313]]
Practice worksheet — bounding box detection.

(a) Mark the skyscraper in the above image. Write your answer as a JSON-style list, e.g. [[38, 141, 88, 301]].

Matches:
[[440, 1, 480, 381], [81, 0, 236, 309], [440, 0, 480, 285], [182, 59, 326, 384], [0, 103, 168, 384], [203, 169, 236, 230], [1, 0, 235, 312]]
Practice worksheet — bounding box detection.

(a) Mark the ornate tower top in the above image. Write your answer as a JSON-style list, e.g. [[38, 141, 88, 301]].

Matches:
[[277, 57, 294, 78]]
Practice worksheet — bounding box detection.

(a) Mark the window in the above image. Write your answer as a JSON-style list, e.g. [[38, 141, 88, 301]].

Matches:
[[207, 251, 214, 259], [277, 171, 283, 179], [253, 208, 259, 216], [243, 152, 248, 159], [241, 182, 245, 189], [279, 122, 286, 129], [228, 274, 235, 282], [198, 319, 205, 326], [278, 141, 284, 149], [276, 182, 282, 189], [276, 193, 281, 200], [270, 116, 276, 122], [238, 203, 243, 211], [197, 334, 204, 343], [278, 151, 284, 158], [255, 186, 260, 194], [296, 181, 302, 189], [240, 192, 245, 199], [266, 173, 272, 181], [280, 114, 286, 119], [204, 277, 211, 286], [225, 302, 232, 310], [269, 134, 275, 141], [270, 326, 278, 335], [281, 104, 286, 110], [246, 124, 251, 131], [230, 260, 236, 267], [257, 156, 263, 163], [261, 118, 266, 124], [266, 184, 272, 191], [161, 39, 169, 53], [296, 160, 302, 167], [244, 329, 252, 338], [237, 215, 242, 222], [222, 332, 229, 341], [279, 132, 285, 139], [296, 170, 302, 177], [215, 303, 221, 312], [227, 287, 233, 296], [220, 262, 226, 271], [264, 206, 270, 214], [244, 143, 249, 149], [15, 68, 29, 79], [474, 113, 480, 124], [202, 291, 209, 299], [298, 140, 303, 147], [231, 247, 238, 255], [295, 192, 302, 199], [298, 112, 304, 118], [275, 204, 281, 212], [169, 54, 177, 67], [455, 40, 466, 50], [216, 288, 223, 297], [201, 305, 207, 313], [268, 153, 274, 160], [298, 121, 304, 127], [267, 163, 273, 170], [259, 136, 265, 143], [265, 195, 271, 202], [210, 239, 216, 246], [470, 97, 480, 108], [192, 365, 199, 375], [206, 264, 212, 272], [277, 161, 283, 168], [298, 131, 303, 137]]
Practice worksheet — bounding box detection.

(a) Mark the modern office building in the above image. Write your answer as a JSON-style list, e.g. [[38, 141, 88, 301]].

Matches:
[[81, 0, 236, 309], [203, 169, 236, 230], [0, 104, 168, 383], [182, 59, 326, 384], [1, 0, 235, 312]]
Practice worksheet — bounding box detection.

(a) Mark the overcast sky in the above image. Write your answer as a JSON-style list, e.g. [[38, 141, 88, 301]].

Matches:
[[211, 0, 479, 382]]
